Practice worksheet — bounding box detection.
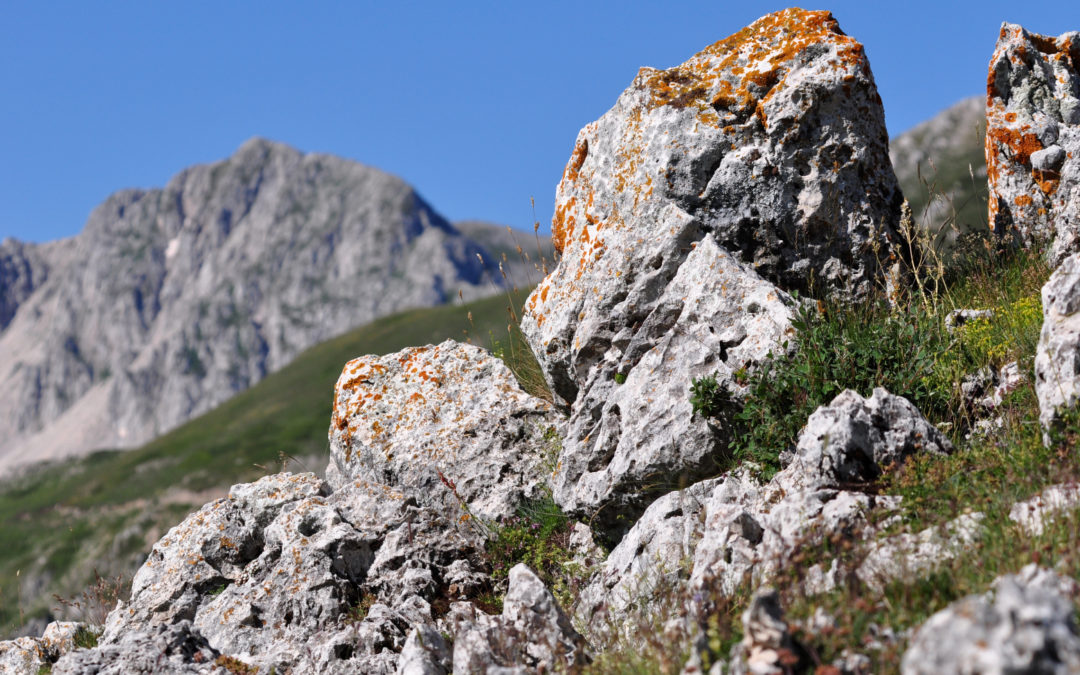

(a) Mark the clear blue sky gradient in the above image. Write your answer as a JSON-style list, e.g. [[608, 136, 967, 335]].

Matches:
[[3, 1, 1079, 243]]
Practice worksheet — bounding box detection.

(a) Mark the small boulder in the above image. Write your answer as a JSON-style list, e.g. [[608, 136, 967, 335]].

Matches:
[[784, 388, 953, 492], [327, 340, 559, 521], [450, 565, 589, 673], [901, 565, 1080, 674], [986, 23, 1080, 264]]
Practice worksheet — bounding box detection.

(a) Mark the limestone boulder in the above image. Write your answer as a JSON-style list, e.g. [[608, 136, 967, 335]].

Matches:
[[578, 389, 950, 628], [1036, 253, 1080, 440], [92, 472, 489, 674], [327, 340, 560, 522], [986, 23, 1080, 264], [901, 565, 1080, 674], [449, 565, 589, 673], [521, 8, 904, 535]]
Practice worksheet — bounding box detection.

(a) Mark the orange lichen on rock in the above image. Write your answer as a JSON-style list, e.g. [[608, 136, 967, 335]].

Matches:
[[640, 8, 859, 117]]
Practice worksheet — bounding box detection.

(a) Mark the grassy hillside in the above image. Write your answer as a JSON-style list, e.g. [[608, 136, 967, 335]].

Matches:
[[0, 287, 540, 635]]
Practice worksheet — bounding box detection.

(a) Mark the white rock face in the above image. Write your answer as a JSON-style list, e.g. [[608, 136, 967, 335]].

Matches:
[[0, 138, 505, 476], [0, 621, 82, 674], [96, 472, 491, 674], [578, 389, 951, 630], [1010, 482, 1080, 535], [520, 8, 904, 535], [449, 565, 589, 674], [901, 565, 1080, 675], [986, 23, 1080, 265], [326, 340, 560, 522], [1036, 253, 1080, 440]]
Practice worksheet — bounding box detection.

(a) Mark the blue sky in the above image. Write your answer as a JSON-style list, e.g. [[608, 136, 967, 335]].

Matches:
[[2, 1, 1079, 243]]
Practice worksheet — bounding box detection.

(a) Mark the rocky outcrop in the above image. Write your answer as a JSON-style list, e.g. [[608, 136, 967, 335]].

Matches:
[[52, 621, 220, 675], [1036, 253, 1080, 440], [901, 565, 1080, 674], [0, 621, 82, 674], [578, 389, 952, 633], [448, 565, 589, 673], [986, 23, 1080, 264], [522, 8, 904, 535], [327, 340, 560, 521], [0, 138, 505, 476], [95, 472, 491, 674]]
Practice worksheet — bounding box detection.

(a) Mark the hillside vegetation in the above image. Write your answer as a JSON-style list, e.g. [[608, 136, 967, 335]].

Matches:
[[0, 285, 540, 636]]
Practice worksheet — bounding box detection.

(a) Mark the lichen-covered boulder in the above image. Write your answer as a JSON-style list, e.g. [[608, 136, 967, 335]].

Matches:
[[986, 23, 1080, 264], [95, 472, 490, 674], [1036, 253, 1080, 440], [521, 8, 904, 536], [0, 622, 83, 674], [901, 565, 1080, 674], [327, 340, 559, 522]]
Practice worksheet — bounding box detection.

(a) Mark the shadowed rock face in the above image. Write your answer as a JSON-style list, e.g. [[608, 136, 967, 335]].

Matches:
[[0, 138, 503, 475], [520, 8, 904, 537], [986, 23, 1080, 263]]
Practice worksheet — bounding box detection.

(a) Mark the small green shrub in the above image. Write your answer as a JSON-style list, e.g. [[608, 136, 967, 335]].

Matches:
[[484, 497, 585, 609], [693, 298, 952, 477], [72, 625, 99, 649]]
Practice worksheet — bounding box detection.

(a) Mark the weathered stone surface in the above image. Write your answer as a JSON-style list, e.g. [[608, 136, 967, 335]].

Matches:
[[579, 388, 947, 633], [0, 621, 82, 674], [327, 340, 559, 521], [450, 565, 589, 673], [0, 138, 508, 477], [521, 9, 903, 534], [576, 477, 720, 638], [785, 387, 953, 492], [901, 564, 1080, 674], [94, 472, 489, 674], [550, 234, 794, 536], [396, 624, 452, 675], [986, 23, 1080, 264], [727, 589, 808, 675], [52, 621, 220, 675], [1010, 482, 1080, 535], [1037, 253, 1080, 440], [856, 513, 984, 592]]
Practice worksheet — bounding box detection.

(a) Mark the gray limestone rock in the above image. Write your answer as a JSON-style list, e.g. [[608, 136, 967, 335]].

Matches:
[[1010, 482, 1080, 536], [0, 621, 83, 674], [94, 472, 489, 674], [521, 8, 904, 536], [901, 564, 1080, 675], [449, 565, 589, 673], [0, 138, 505, 476], [326, 340, 560, 521], [581, 389, 947, 629], [396, 624, 452, 675], [986, 23, 1080, 265], [1036, 253, 1080, 440], [52, 621, 221, 675], [785, 388, 953, 492], [726, 589, 808, 675]]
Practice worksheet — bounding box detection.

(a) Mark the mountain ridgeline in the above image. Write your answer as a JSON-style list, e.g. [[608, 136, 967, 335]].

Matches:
[[0, 138, 551, 475]]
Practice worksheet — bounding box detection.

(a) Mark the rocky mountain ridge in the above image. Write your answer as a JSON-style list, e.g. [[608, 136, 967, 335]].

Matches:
[[0, 139, 553, 476], [5, 10, 1080, 675]]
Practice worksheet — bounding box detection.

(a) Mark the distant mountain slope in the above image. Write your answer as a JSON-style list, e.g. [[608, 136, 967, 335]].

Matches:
[[455, 220, 556, 291], [890, 96, 989, 247], [0, 286, 535, 637], [0, 138, 505, 475]]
